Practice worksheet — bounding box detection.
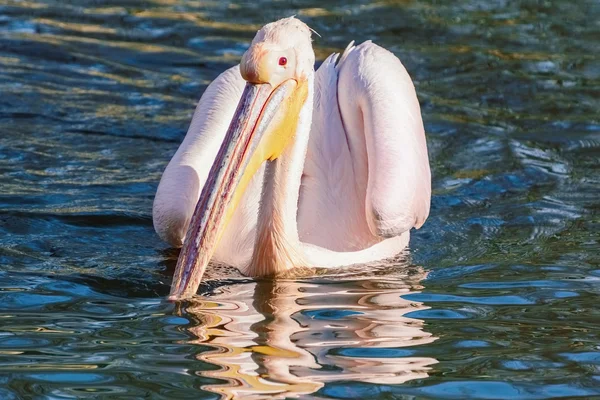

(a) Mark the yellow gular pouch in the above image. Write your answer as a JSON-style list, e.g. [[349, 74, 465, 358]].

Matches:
[[262, 79, 309, 161], [220, 79, 309, 235]]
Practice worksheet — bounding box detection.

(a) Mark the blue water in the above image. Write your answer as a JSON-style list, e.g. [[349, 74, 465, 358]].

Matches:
[[0, 0, 599, 398]]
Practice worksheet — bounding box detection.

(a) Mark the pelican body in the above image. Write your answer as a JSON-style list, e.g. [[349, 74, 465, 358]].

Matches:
[[153, 18, 431, 299]]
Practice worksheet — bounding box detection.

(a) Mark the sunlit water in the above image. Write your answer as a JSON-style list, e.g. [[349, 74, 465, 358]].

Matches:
[[0, 0, 599, 398]]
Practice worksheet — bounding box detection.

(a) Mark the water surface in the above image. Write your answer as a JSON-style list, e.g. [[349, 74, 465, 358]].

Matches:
[[0, 0, 599, 398]]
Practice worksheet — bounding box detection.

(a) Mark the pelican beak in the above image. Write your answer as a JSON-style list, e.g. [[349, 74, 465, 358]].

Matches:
[[169, 78, 305, 300]]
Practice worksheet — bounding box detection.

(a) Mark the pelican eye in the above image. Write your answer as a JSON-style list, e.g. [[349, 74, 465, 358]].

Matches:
[[278, 57, 287, 66]]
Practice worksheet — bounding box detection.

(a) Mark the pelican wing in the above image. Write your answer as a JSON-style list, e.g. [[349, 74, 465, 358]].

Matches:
[[301, 42, 430, 250], [338, 41, 430, 237]]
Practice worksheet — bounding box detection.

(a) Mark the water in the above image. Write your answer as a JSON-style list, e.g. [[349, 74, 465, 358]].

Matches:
[[0, 0, 599, 398]]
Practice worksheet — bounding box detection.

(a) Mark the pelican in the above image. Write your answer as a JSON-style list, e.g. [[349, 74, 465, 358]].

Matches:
[[153, 17, 431, 300]]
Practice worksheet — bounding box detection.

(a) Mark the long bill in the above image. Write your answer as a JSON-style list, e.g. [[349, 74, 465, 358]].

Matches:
[[169, 80, 296, 300]]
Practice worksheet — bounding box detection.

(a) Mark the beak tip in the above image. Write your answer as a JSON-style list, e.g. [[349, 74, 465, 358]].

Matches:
[[168, 284, 197, 301], [167, 289, 187, 302]]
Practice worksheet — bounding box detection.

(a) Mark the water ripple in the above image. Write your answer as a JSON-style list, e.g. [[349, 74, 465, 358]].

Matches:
[[0, 0, 598, 398]]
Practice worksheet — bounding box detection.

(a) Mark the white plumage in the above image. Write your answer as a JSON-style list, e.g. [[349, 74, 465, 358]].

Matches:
[[153, 17, 430, 282]]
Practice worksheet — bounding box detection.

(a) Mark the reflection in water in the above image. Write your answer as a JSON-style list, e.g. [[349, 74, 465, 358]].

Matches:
[[185, 268, 437, 399]]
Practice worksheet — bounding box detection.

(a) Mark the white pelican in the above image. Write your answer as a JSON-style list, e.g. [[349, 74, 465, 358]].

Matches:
[[153, 17, 431, 299]]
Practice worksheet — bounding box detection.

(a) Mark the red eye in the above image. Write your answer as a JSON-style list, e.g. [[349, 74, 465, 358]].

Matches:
[[278, 57, 287, 66]]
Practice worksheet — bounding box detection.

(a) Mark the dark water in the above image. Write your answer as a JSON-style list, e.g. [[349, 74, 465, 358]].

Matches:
[[1, 0, 599, 398]]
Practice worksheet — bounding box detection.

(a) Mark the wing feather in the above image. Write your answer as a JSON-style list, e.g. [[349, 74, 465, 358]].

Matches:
[[337, 42, 431, 237]]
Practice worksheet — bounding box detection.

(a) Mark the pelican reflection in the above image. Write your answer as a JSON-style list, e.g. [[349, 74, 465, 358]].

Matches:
[[185, 267, 437, 399]]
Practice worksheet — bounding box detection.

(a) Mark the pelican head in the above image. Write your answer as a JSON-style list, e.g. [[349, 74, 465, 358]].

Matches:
[[169, 17, 314, 300], [240, 17, 315, 85]]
